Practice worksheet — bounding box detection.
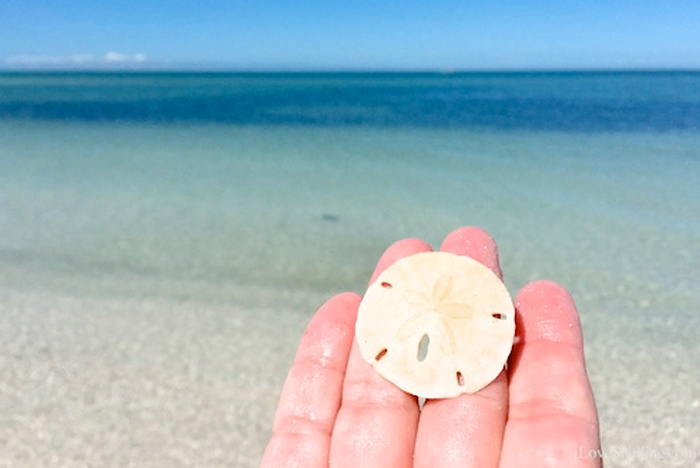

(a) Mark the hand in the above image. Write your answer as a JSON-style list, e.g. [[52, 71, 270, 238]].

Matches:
[[260, 227, 601, 467]]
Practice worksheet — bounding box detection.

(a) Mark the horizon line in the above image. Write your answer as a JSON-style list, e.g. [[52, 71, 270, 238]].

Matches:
[[2, 66, 700, 74]]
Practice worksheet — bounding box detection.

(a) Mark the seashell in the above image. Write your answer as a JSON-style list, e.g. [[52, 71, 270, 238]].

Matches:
[[356, 251, 515, 398]]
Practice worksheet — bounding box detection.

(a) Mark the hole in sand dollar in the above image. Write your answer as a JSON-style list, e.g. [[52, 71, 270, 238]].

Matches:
[[375, 348, 388, 361], [417, 334, 430, 362], [492, 313, 506, 320], [456, 371, 465, 386], [381, 282, 393, 289]]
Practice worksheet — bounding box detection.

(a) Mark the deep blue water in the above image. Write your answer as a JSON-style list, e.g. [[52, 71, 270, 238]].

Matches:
[[2, 71, 700, 131]]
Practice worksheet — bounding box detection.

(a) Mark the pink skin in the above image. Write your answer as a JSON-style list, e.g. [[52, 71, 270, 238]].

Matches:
[[260, 227, 601, 468]]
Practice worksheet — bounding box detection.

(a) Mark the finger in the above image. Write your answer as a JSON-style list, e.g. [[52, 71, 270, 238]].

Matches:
[[499, 281, 600, 468], [414, 226, 509, 468], [260, 292, 361, 468], [368, 237, 435, 285], [329, 238, 432, 468], [440, 225, 503, 280]]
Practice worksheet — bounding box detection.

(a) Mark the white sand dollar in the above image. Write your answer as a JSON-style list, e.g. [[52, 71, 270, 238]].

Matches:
[[356, 251, 515, 398]]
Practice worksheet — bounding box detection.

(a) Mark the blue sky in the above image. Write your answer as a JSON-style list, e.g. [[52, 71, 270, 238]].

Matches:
[[1, 0, 699, 70]]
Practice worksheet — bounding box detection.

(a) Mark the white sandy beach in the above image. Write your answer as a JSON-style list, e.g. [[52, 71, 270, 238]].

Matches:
[[0, 285, 317, 468], [1, 269, 698, 467]]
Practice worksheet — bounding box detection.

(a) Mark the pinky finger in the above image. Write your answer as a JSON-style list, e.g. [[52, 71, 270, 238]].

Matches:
[[499, 281, 601, 467]]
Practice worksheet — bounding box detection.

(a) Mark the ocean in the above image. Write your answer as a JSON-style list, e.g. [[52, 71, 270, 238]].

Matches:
[[1, 71, 699, 467]]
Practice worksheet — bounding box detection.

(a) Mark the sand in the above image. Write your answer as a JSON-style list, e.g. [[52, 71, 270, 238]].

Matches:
[[0, 286, 316, 468], [1, 280, 698, 468]]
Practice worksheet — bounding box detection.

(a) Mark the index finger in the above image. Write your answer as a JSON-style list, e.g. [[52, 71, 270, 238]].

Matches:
[[260, 293, 361, 468]]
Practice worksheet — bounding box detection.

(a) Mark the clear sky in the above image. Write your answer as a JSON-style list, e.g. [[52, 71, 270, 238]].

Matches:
[[1, 0, 699, 70]]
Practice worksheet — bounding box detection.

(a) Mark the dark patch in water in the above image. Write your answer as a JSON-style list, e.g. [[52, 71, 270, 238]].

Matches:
[[322, 214, 340, 222]]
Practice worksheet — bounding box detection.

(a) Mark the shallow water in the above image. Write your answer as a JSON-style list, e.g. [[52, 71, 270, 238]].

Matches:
[[1, 121, 698, 314]]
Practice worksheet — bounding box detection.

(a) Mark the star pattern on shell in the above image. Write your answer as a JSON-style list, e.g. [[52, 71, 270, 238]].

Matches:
[[394, 273, 473, 353]]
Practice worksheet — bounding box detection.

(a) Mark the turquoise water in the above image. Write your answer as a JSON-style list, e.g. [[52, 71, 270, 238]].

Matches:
[[1, 72, 699, 319]]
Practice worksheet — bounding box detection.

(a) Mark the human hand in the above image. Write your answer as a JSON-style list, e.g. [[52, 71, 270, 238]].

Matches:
[[260, 227, 601, 467]]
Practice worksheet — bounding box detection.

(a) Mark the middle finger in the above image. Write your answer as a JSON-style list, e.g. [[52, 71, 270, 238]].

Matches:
[[328, 238, 431, 468]]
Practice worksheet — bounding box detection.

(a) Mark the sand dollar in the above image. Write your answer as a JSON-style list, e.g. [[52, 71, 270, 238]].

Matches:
[[356, 251, 515, 398]]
